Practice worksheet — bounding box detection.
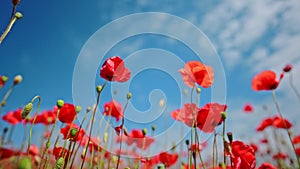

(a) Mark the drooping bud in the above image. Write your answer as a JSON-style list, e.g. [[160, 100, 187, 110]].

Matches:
[[13, 75, 22, 85], [127, 92, 132, 99], [151, 125, 156, 131], [22, 102, 33, 119], [18, 157, 32, 169], [56, 99, 64, 108], [54, 157, 65, 169]]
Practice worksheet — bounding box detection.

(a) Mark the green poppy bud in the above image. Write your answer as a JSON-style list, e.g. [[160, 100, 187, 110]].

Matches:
[[1, 76, 8, 82], [127, 92, 132, 99], [22, 102, 33, 119], [70, 128, 78, 137], [96, 85, 103, 93], [57, 99, 64, 108], [18, 157, 32, 169]]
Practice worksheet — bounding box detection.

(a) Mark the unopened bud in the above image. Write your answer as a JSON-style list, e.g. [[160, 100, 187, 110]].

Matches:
[[185, 139, 189, 146], [221, 112, 226, 120], [70, 128, 78, 137], [196, 87, 201, 93], [54, 157, 64, 169], [127, 92, 132, 99], [75, 106, 82, 113], [151, 125, 156, 131], [227, 132, 233, 143], [13, 75, 22, 85], [283, 64, 292, 73], [142, 128, 147, 136], [11, 0, 20, 6], [46, 141, 50, 149], [15, 12, 23, 19], [157, 164, 165, 169], [57, 99, 64, 108], [96, 85, 103, 93], [86, 106, 91, 112], [1, 76, 8, 82], [22, 102, 33, 119], [18, 157, 32, 169]]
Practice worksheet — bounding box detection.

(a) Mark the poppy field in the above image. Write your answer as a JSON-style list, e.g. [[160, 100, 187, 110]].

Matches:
[[1, 1, 300, 169]]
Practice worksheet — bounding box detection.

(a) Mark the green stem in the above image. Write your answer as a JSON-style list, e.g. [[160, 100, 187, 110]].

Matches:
[[272, 91, 300, 167], [80, 81, 107, 169], [0, 16, 18, 44], [27, 96, 41, 155], [0, 84, 15, 114], [116, 98, 130, 169], [223, 120, 226, 165]]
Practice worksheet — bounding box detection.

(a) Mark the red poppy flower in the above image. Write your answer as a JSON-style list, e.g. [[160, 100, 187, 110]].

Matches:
[[100, 56, 131, 82], [0, 147, 17, 159], [293, 135, 300, 144], [27, 144, 39, 156], [283, 64, 292, 73], [257, 162, 277, 169], [272, 116, 292, 129], [118, 129, 155, 150], [103, 100, 123, 122], [296, 147, 300, 157], [179, 61, 214, 88], [29, 109, 56, 125], [252, 70, 283, 91], [158, 152, 178, 167], [53, 146, 71, 160], [189, 141, 208, 152], [197, 103, 227, 133], [243, 103, 253, 113], [58, 103, 76, 123], [2, 109, 23, 125], [272, 152, 287, 160], [256, 117, 273, 132], [229, 141, 256, 169], [60, 123, 85, 142], [171, 103, 199, 127], [141, 156, 160, 169]]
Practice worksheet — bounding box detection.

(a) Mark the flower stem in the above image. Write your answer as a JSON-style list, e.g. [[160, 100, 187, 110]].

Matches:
[[0, 15, 19, 44], [116, 96, 130, 169], [271, 90, 300, 167], [222, 119, 226, 165], [0, 84, 15, 114], [27, 96, 41, 155], [80, 81, 107, 169]]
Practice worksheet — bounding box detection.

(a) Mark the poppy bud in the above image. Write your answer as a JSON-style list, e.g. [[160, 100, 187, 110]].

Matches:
[[1, 76, 8, 82], [157, 164, 165, 169], [103, 132, 108, 143], [11, 0, 20, 6], [57, 99, 64, 108], [151, 125, 156, 131], [96, 85, 103, 93], [13, 75, 22, 85], [227, 132, 233, 143], [18, 157, 32, 169], [46, 141, 50, 149], [221, 112, 226, 120], [86, 106, 91, 112], [70, 128, 77, 137], [127, 92, 132, 99], [15, 12, 23, 20], [196, 87, 201, 93], [55, 157, 64, 169], [75, 106, 82, 113], [283, 64, 292, 73], [142, 128, 147, 136], [22, 102, 33, 119]]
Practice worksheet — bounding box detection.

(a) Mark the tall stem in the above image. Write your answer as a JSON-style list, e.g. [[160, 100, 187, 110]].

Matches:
[[80, 81, 107, 169], [0, 85, 15, 114], [116, 97, 130, 169], [271, 91, 300, 167], [27, 96, 41, 155], [289, 73, 300, 103], [222, 120, 226, 165], [0, 15, 18, 44]]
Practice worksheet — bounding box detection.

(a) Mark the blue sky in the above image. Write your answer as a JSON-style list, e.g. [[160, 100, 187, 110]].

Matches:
[[1, 0, 300, 160]]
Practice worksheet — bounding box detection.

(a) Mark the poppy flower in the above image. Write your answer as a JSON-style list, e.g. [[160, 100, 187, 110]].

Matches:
[[272, 116, 292, 129], [53, 146, 71, 160], [243, 103, 253, 113], [158, 152, 178, 167], [229, 141, 256, 169], [197, 103, 227, 133], [296, 147, 300, 157], [29, 109, 56, 125], [100, 56, 131, 82], [256, 117, 274, 132], [283, 64, 292, 73], [27, 144, 39, 156], [2, 109, 23, 125], [293, 135, 300, 144], [0, 147, 17, 160], [171, 103, 199, 127], [103, 100, 123, 122], [189, 141, 208, 152], [257, 162, 277, 169], [60, 123, 85, 142], [141, 156, 160, 169], [272, 152, 287, 160], [252, 70, 283, 91], [179, 61, 214, 88], [117, 129, 155, 150], [58, 103, 76, 123]]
